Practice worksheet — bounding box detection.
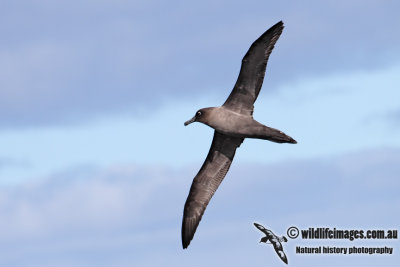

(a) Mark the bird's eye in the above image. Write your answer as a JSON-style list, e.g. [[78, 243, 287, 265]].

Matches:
[[196, 111, 202, 116]]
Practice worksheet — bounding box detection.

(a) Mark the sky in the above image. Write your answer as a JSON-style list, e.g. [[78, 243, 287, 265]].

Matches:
[[0, 0, 399, 266]]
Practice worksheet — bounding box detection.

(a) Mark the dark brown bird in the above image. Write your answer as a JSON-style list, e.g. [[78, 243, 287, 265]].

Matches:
[[182, 21, 296, 249]]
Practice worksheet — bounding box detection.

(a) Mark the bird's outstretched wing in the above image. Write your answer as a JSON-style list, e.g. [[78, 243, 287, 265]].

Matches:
[[182, 131, 243, 249], [274, 245, 288, 264], [254, 222, 270, 235], [223, 21, 284, 116]]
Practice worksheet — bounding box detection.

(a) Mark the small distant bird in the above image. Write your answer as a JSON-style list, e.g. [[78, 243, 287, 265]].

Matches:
[[254, 223, 288, 264], [182, 21, 297, 249]]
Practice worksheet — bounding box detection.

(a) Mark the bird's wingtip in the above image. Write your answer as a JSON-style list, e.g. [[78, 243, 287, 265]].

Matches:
[[182, 241, 189, 249], [182, 236, 190, 249], [275, 20, 284, 28]]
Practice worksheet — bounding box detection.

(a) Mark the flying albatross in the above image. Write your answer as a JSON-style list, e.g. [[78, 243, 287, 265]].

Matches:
[[182, 21, 296, 249]]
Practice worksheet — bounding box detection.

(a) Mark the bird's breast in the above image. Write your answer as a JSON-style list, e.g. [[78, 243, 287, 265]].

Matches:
[[206, 108, 254, 137]]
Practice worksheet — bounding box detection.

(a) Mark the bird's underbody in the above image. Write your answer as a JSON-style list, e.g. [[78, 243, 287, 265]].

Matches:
[[182, 21, 296, 249], [185, 106, 296, 143]]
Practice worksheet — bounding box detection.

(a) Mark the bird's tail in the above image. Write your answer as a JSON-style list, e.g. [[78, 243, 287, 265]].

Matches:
[[245, 124, 297, 144]]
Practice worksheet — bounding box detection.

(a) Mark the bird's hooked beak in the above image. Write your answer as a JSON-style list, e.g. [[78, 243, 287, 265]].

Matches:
[[184, 116, 196, 126]]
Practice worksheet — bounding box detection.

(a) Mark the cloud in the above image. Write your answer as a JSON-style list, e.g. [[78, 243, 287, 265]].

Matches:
[[0, 1, 399, 128], [363, 105, 400, 130], [0, 157, 30, 171], [386, 108, 400, 127], [0, 148, 398, 266]]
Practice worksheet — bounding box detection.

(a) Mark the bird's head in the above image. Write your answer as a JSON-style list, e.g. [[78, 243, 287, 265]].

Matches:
[[184, 108, 213, 126]]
